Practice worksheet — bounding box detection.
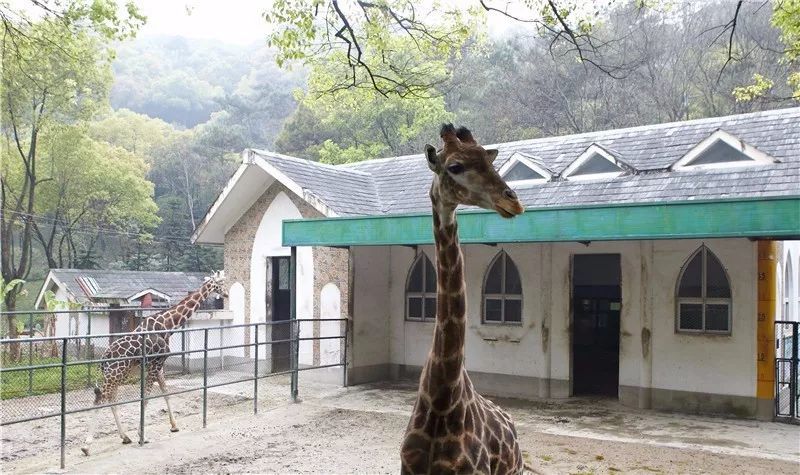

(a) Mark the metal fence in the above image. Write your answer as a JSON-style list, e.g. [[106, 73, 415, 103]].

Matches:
[[776, 320, 799, 422], [0, 317, 348, 469]]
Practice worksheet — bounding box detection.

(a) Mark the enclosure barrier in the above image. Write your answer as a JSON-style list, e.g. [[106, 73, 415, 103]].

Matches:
[[775, 320, 799, 422], [0, 318, 348, 469]]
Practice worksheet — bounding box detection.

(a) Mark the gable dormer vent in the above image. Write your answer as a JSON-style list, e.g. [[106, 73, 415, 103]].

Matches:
[[499, 153, 551, 185], [672, 130, 777, 170], [563, 144, 630, 181]]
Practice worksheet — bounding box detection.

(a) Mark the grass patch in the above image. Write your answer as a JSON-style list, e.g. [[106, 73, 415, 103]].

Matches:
[[595, 455, 605, 461], [538, 455, 553, 462], [1, 356, 96, 400]]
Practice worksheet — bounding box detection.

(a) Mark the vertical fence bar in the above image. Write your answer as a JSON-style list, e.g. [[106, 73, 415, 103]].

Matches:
[[253, 323, 259, 414], [792, 322, 798, 419], [139, 333, 147, 446], [28, 313, 33, 395], [86, 312, 92, 387], [289, 247, 298, 402], [203, 328, 209, 428], [60, 338, 67, 470], [181, 323, 187, 374], [342, 319, 348, 388]]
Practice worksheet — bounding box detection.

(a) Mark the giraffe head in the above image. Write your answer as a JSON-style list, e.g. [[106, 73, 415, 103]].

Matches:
[[203, 271, 228, 299], [425, 124, 524, 218]]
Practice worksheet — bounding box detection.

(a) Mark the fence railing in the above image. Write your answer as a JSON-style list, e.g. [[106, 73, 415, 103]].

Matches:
[[0, 318, 348, 469], [775, 320, 799, 422]]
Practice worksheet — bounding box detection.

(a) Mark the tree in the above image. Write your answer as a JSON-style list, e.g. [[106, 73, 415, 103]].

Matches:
[[275, 52, 453, 163], [1, 1, 142, 357]]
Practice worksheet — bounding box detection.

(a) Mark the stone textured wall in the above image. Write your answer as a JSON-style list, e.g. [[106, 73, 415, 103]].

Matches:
[[223, 181, 350, 363]]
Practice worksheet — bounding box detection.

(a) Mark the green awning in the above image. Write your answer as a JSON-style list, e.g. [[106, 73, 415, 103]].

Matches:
[[283, 197, 800, 247]]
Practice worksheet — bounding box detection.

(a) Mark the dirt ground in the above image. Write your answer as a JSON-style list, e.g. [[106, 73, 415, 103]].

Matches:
[[1, 371, 799, 474]]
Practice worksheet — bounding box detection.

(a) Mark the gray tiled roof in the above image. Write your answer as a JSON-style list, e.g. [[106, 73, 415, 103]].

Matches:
[[251, 107, 800, 216], [48, 269, 208, 302]]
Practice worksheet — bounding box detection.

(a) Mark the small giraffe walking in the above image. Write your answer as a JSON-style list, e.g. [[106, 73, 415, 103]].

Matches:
[[81, 272, 227, 456], [400, 125, 525, 474]]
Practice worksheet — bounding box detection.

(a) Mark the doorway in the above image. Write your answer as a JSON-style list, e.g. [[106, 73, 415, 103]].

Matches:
[[572, 254, 621, 397], [270, 256, 291, 372]]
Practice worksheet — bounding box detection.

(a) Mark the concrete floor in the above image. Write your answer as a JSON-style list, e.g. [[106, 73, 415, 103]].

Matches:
[[2, 371, 798, 474]]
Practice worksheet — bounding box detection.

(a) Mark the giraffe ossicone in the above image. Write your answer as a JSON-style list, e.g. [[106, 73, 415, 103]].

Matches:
[[80, 273, 227, 456], [400, 124, 525, 474]]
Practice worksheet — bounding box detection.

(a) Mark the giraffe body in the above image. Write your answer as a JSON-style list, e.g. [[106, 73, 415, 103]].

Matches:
[[80, 272, 226, 455], [401, 125, 525, 474]]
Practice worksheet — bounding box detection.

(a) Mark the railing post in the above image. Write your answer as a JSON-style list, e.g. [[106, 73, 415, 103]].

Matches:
[[792, 322, 798, 419], [342, 319, 348, 388], [203, 328, 208, 428], [60, 338, 67, 470], [86, 311, 92, 387], [289, 246, 298, 402], [139, 333, 146, 446], [254, 323, 259, 414], [28, 312, 33, 395], [181, 323, 187, 374]]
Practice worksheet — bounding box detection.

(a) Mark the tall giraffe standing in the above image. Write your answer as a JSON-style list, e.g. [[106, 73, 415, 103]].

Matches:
[[400, 125, 525, 474], [81, 272, 227, 456]]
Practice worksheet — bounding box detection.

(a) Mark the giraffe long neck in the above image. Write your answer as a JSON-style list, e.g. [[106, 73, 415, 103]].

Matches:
[[428, 191, 466, 385], [151, 284, 213, 331]]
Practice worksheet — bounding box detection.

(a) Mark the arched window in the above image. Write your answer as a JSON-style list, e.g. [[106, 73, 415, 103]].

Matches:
[[406, 254, 437, 321], [676, 246, 732, 333], [483, 251, 523, 324]]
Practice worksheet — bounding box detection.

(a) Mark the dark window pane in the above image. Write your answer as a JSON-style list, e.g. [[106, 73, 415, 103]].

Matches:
[[408, 297, 422, 320], [408, 258, 423, 292], [485, 257, 503, 294], [278, 258, 290, 290], [679, 303, 703, 330], [505, 299, 522, 322], [504, 161, 543, 181], [705, 304, 729, 331], [424, 297, 437, 320], [690, 140, 751, 165], [424, 258, 437, 293], [485, 299, 502, 322], [505, 257, 522, 294], [705, 252, 731, 298], [572, 153, 621, 175], [678, 252, 702, 298]]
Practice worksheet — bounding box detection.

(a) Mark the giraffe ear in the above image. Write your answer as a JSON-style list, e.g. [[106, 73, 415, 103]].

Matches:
[[485, 149, 499, 163], [425, 144, 441, 173]]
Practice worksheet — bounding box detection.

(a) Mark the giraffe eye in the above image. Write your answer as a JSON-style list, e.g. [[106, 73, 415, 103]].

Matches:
[[447, 163, 465, 175]]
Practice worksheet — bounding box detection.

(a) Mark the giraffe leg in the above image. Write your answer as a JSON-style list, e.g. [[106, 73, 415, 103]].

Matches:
[[112, 403, 133, 444], [157, 370, 179, 432]]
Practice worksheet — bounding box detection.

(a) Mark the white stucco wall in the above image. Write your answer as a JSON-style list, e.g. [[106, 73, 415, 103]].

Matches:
[[779, 240, 800, 322], [320, 283, 342, 365], [371, 238, 759, 401], [351, 246, 391, 372], [248, 191, 314, 365]]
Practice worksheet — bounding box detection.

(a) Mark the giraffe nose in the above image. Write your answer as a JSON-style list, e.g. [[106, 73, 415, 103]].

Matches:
[[503, 188, 517, 200]]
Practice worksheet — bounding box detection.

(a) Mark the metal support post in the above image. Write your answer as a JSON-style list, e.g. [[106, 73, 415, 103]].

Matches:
[[792, 323, 798, 419], [181, 323, 187, 374], [60, 338, 67, 469], [28, 313, 33, 395], [139, 334, 146, 445], [253, 324, 259, 414], [342, 320, 348, 388], [289, 246, 298, 402], [203, 328, 209, 428], [86, 312, 92, 386]]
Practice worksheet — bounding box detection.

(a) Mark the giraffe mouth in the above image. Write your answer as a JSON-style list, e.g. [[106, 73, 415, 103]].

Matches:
[[494, 201, 524, 219]]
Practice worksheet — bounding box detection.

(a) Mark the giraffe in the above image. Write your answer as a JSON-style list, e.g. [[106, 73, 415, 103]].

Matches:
[[400, 124, 525, 474], [80, 272, 227, 456]]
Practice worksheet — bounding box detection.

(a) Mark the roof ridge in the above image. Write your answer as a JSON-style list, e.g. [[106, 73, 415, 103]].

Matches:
[[251, 149, 374, 177], [336, 107, 800, 167]]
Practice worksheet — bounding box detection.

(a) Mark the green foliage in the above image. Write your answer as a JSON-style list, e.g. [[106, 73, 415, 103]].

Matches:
[[733, 74, 775, 101], [266, 0, 480, 97]]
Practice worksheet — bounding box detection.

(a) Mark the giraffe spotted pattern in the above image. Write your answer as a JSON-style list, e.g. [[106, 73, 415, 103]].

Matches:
[[81, 273, 227, 456], [400, 124, 525, 474]]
